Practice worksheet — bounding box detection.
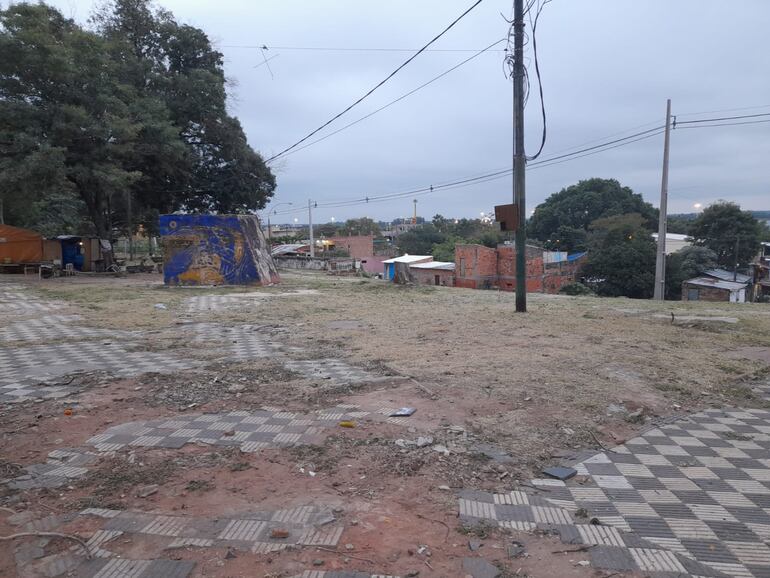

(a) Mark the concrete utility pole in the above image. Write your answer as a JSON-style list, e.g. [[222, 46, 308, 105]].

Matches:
[[308, 199, 315, 258], [653, 98, 672, 300], [513, 0, 527, 313]]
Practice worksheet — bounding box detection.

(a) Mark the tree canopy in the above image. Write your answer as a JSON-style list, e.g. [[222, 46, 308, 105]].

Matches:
[[664, 245, 717, 300], [0, 0, 274, 239], [529, 178, 658, 252], [581, 213, 656, 298], [689, 202, 767, 268]]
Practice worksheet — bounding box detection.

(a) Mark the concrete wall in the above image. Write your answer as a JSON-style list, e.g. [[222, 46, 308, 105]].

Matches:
[[411, 267, 454, 286], [274, 256, 357, 272], [160, 214, 278, 286]]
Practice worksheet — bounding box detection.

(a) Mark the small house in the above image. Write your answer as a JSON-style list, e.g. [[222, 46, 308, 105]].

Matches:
[[682, 277, 748, 303], [409, 261, 455, 286], [382, 255, 433, 280]]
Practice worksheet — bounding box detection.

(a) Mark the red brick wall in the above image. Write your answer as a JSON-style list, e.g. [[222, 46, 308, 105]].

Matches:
[[455, 244, 497, 289], [496, 246, 544, 292], [682, 284, 729, 302], [329, 235, 374, 260]]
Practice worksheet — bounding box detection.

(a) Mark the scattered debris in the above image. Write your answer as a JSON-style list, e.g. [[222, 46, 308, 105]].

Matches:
[[462, 557, 500, 578], [542, 466, 577, 481], [136, 484, 158, 498], [390, 407, 416, 417], [338, 420, 356, 428]]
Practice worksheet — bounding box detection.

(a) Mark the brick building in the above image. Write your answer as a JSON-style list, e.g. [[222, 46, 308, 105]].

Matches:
[[409, 261, 455, 286], [682, 277, 748, 303], [454, 243, 586, 293], [329, 235, 393, 275]]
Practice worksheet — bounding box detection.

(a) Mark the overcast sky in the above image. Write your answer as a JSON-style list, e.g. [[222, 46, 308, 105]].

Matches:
[[51, 0, 770, 223]]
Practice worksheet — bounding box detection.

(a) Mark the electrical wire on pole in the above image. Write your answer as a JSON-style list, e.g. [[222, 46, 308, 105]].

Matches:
[[265, 0, 485, 163]]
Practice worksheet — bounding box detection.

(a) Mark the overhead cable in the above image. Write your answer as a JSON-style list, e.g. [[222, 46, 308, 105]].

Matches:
[[265, 0, 485, 163]]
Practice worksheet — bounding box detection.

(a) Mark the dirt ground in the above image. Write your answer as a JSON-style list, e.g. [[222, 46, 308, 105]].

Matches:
[[2, 270, 769, 577]]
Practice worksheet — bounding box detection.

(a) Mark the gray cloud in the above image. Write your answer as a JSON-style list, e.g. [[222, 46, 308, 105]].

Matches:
[[46, 0, 770, 222]]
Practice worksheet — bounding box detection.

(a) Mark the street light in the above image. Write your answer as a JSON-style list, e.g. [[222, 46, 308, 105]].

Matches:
[[266, 202, 293, 243]]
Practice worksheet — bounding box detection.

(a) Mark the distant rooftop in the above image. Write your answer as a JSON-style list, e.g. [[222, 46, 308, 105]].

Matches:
[[703, 268, 751, 284], [410, 261, 455, 271], [685, 276, 748, 291], [381, 255, 433, 264]]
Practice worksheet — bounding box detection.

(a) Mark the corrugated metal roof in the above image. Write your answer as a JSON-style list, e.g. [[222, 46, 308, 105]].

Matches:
[[381, 255, 433, 264], [409, 261, 455, 271], [703, 268, 751, 284], [271, 243, 309, 256], [684, 276, 748, 291]]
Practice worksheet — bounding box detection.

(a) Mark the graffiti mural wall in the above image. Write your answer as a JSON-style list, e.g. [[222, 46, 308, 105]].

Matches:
[[159, 215, 279, 286]]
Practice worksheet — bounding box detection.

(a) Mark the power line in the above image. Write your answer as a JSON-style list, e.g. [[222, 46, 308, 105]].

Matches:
[[226, 44, 504, 53], [275, 38, 506, 160], [269, 124, 667, 217], [674, 118, 770, 130], [267, 108, 767, 219], [675, 112, 770, 126], [265, 0, 485, 163]]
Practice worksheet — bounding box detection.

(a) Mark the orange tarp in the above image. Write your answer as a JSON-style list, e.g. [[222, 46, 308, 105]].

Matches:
[[0, 224, 45, 263]]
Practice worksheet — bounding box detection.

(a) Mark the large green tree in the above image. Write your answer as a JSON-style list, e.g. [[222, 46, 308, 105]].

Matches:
[[529, 178, 658, 252], [689, 202, 766, 268], [581, 213, 656, 298], [0, 0, 275, 238]]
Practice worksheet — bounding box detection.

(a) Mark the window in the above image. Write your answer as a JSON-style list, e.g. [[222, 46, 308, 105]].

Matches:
[[687, 288, 699, 301]]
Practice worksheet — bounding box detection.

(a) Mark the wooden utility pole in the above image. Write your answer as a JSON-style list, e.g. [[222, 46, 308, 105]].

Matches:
[[513, 0, 527, 312], [653, 99, 672, 300], [308, 199, 315, 258]]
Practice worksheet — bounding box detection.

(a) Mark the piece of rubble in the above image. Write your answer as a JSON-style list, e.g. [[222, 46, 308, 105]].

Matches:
[[136, 484, 158, 498], [543, 466, 577, 481], [462, 557, 500, 578]]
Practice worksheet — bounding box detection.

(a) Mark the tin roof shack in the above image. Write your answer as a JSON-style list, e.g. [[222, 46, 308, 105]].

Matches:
[[0, 225, 107, 273], [682, 277, 748, 303], [160, 214, 278, 286], [0, 224, 58, 267], [409, 261, 455, 286], [382, 254, 433, 281]]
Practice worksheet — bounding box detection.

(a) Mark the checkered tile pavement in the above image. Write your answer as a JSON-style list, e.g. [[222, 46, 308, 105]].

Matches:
[[85, 404, 409, 453], [4, 448, 99, 490], [192, 323, 281, 359], [461, 407, 770, 577], [0, 315, 133, 343], [185, 293, 264, 312], [13, 506, 345, 577], [284, 359, 388, 385], [0, 341, 199, 403], [0, 286, 60, 316]]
